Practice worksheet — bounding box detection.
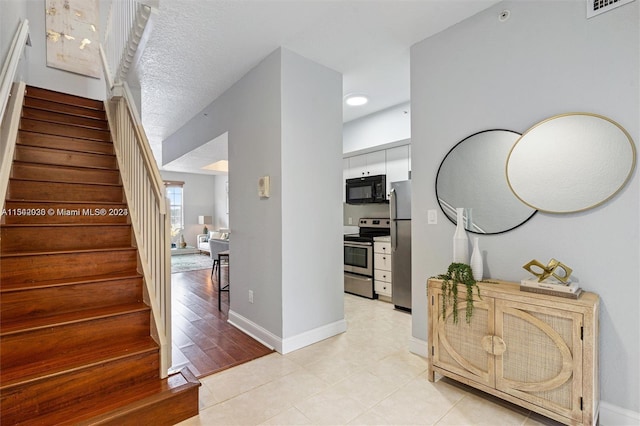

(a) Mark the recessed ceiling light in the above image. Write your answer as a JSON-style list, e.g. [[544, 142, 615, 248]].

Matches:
[[345, 94, 369, 106]]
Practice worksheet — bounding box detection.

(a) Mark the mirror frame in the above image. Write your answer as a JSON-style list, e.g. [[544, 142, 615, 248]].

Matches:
[[435, 129, 538, 235]]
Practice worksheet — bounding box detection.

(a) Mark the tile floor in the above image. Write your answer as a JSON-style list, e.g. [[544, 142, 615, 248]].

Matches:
[[178, 294, 560, 425]]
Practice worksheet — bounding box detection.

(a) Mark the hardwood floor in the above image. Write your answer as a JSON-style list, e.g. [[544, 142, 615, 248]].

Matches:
[[171, 266, 273, 378]]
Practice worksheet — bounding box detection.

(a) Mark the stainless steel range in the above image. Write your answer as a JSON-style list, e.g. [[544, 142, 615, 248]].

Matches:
[[344, 218, 390, 299]]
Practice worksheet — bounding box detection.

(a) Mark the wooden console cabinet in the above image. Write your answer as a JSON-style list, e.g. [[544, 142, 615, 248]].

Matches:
[[427, 278, 599, 426]]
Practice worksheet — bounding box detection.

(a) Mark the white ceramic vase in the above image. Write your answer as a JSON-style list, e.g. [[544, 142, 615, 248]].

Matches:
[[470, 236, 483, 281], [453, 208, 469, 263]]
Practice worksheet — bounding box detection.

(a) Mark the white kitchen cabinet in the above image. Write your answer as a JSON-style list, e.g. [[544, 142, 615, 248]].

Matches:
[[374, 240, 392, 298], [346, 150, 386, 179], [427, 278, 599, 426], [385, 145, 410, 196]]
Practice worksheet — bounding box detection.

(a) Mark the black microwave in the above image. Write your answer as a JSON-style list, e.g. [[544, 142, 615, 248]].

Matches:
[[346, 175, 387, 204]]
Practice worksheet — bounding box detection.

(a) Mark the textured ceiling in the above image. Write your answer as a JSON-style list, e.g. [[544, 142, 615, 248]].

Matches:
[[136, 0, 499, 173]]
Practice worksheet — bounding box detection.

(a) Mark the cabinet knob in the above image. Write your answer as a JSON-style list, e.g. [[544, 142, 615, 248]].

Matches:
[[481, 335, 507, 356]]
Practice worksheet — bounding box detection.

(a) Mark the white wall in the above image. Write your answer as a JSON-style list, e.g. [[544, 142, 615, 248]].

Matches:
[[280, 48, 344, 342], [1, 1, 27, 66], [163, 47, 345, 352], [20, 0, 106, 100], [1, 0, 28, 85], [160, 171, 217, 247], [410, 0, 639, 418], [343, 101, 410, 153]]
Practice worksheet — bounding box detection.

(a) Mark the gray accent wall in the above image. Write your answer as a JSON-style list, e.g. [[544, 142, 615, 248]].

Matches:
[[410, 0, 639, 415]]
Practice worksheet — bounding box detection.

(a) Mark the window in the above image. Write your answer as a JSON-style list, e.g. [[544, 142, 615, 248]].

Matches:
[[164, 181, 184, 234]]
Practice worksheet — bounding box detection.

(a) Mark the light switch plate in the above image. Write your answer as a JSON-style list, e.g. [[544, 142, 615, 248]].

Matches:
[[428, 209, 437, 224]]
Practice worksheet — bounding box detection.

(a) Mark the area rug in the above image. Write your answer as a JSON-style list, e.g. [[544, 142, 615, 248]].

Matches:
[[171, 253, 213, 273]]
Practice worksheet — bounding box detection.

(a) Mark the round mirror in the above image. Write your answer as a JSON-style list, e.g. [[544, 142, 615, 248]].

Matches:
[[506, 113, 636, 213], [436, 130, 537, 234]]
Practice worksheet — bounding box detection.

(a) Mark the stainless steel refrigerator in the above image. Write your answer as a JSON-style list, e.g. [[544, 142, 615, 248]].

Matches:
[[390, 180, 411, 311]]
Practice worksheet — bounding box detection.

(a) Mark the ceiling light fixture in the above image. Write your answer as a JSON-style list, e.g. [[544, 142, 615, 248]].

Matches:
[[345, 94, 369, 106]]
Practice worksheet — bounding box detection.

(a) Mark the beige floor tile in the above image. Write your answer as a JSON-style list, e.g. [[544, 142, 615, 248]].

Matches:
[[200, 353, 301, 403], [366, 351, 428, 387], [330, 369, 404, 409], [294, 389, 368, 425], [260, 407, 313, 425], [435, 393, 528, 425], [256, 369, 329, 406], [213, 385, 294, 425], [303, 355, 365, 385], [181, 295, 551, 426], [348, 410, 395, 425], [369, 375, 466, 425]]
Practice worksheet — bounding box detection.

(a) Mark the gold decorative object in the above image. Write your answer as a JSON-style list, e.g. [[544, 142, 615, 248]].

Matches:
[[523, 258, 572, 283]]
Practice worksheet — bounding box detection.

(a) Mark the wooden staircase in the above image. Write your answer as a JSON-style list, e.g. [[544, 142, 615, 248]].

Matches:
[[0, 86, 199, 425]]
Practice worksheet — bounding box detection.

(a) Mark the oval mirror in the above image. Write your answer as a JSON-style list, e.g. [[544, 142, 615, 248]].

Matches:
[[506, 113, 636, 213], [436, 130, 537, 234]]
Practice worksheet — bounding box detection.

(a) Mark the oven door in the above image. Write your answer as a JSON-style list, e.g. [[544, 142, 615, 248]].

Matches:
[[344, 240, 373, 276]]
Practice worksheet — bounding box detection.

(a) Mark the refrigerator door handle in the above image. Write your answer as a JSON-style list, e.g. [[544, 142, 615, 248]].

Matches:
[[390, 188, 397, 251]]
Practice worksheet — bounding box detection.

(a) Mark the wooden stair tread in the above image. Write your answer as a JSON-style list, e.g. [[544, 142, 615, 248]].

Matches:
[[0, 302, 150, 336], [24, 96, 106, 120], [0, 245, 135, 257], [0, 271, 142, 293], [21, 368, 200, 426], [14, 145, 118, 169], [20, 117, 112, 142], [0, 337, 158, 389], [18, 130, 115, 155], [25, 86, 104, 111], [3, 199, 127, 207], [0, 246, 138, 258], [13, 144, 117, 160], [8, 177, 123, 188], [1, 223, 132, 229], [22, 106, 109, 131]]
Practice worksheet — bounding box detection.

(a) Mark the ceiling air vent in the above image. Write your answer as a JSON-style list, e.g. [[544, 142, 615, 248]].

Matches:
[[587, 0, 636, 18]]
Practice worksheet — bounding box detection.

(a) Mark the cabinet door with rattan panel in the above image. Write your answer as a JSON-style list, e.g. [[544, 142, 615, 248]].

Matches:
[[495, 299, 584, 422], [431, 287, 496, 388], [427, 279, 599, 426]]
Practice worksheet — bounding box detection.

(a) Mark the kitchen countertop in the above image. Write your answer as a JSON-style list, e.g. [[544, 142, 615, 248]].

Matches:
[[373, 235, 391, 242]]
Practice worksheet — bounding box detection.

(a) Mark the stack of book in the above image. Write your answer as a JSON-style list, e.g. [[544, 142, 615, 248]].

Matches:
[[520, 277, 583, 299]]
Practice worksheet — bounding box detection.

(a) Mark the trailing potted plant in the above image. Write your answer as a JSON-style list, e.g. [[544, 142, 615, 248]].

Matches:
[[436, 262, 481, 324]]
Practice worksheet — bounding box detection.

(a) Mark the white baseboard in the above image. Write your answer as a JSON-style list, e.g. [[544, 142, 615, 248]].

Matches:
[[227, 310, 278, 351], [600, 401, 640, 425], [227, 310, 347, 354], [281, 318, 347, 354], [409, 336, 429, 358]]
